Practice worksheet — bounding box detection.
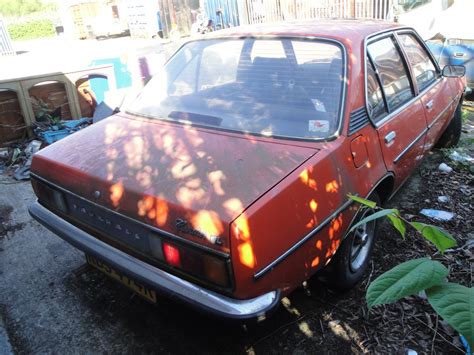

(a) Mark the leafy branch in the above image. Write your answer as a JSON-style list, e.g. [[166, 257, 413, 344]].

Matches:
[[348, 194, 473, 350]]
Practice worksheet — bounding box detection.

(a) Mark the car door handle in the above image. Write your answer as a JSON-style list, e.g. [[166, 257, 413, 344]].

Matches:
[[384, 131, 396, 144], [426, 100, 434, 110]]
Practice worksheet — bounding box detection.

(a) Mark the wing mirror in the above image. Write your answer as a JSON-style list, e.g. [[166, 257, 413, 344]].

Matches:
[[442, 65, 466, 78]]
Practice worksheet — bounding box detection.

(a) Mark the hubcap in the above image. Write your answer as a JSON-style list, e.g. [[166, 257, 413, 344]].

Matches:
[[350, 209, 375, 272]]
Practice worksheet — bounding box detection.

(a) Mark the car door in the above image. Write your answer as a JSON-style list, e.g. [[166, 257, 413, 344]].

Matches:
[[397, 32, 458, 151], [366, 34, 427, 185]]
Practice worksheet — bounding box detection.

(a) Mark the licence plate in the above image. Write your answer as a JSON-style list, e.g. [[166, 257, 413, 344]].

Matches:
[[86, 254, 157, 303]]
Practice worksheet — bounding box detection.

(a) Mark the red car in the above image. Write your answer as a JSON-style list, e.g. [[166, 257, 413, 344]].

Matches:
[[29, 20, 466, 319]]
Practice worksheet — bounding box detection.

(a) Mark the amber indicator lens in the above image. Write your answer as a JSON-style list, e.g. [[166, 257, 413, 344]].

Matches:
[[162, 241, 230, 288]]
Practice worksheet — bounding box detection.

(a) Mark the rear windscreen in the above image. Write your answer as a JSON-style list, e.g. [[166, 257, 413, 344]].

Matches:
[[128, 38, 344, 139]]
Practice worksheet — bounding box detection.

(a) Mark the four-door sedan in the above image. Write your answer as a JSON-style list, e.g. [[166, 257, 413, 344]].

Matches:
[[28, 20, 466, 319]]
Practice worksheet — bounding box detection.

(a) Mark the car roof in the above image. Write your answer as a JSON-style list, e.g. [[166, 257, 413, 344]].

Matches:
[[206, 19, 403, 44]]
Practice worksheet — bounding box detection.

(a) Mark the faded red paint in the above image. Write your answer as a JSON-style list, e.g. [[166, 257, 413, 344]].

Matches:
[[31, 113, 317, 253], [30, 20, 465, 302]]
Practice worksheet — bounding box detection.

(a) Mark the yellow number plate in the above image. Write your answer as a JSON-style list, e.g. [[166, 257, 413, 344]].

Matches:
[[86, 254, 157, 303]]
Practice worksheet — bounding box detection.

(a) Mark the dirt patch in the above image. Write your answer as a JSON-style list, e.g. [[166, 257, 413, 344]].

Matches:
[[0, 205, 24, 238]]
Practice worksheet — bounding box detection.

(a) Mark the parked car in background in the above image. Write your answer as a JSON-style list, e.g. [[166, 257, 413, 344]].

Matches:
[[427, 38, 474, 90], [29, 20, 466, 319]]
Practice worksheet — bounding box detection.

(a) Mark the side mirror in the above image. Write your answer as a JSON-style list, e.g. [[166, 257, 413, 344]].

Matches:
[[442, 65, 466, 78]]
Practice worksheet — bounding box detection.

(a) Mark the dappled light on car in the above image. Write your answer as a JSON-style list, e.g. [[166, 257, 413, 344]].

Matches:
[[135, 165, 155, 188], [124, 136, 150, 170], [109, 182, 124, 207], [208, 170, 226, 196], [137, 195, 154, 217], [299, 169, 318, 190], [238, 242, 256, 269], [191, 210, 224, 239], [325, 180, 339, 193], [105, 121, 126, 144], [136, 195, 169, 227], [171, 159, 197, 179], [154, 198, 169, 226], [233, 219, 256, 269], [176, 179, 208, 209], [326, 213, 344, 258], [311, 256, 320, 268], [222, 198, 244, 218]]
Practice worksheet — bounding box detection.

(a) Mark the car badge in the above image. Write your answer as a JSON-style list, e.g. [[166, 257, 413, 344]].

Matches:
[[175, 218, 223, 245], [93, 190, 101, 199]]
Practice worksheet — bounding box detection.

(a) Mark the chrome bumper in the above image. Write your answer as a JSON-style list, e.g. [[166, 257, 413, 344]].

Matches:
[[29, 202, 280, 319]]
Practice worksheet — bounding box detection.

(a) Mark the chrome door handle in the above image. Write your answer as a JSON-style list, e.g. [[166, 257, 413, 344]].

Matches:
[[426, 100, 434, 110], [384, 131, 396, 144]]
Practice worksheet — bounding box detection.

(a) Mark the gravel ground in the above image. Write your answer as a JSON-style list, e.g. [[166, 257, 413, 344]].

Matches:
[[0, 111, 472, 354]]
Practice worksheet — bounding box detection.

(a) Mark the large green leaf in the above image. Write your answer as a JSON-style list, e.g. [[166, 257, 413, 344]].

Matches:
[[367, 258, 448, 308], [410, 222, 457, 253], [427, 283, 474, 350], [387, 213, 406, 239], [348, 194, 377, 209], [350, 209, 399, 233]]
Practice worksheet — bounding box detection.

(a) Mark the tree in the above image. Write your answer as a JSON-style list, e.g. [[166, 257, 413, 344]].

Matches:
[[0, 0, 56, 18]]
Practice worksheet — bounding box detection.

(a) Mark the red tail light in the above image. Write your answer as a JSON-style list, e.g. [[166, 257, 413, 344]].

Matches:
[[161, 241, 230, 288], [163, 242, 181, 267]]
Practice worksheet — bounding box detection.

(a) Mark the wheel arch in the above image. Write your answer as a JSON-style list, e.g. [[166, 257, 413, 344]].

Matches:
[[372, 173, 395, 204]]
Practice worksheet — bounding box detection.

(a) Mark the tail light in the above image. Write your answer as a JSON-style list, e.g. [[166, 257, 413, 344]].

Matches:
[[31, 178, 68, 213], [162, 241, 230, 288], [163, 242, 181, 267]]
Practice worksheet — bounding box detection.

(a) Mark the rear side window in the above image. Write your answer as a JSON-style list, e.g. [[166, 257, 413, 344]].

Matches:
[[398, 33, 437, 91], [368, 37, 414, 112]]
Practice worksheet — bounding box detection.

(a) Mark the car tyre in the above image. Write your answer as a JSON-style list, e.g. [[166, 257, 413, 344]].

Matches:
[[435, 100, 463, 148], [320, 193, 380, 290]]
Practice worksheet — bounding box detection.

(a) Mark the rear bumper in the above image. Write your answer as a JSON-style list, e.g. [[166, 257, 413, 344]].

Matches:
[[29, 201, 280, 319]]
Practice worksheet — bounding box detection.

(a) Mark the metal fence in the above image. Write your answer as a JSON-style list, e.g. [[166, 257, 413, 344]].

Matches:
[[243, 0, 393, 24], [0, 18, 15, 56]]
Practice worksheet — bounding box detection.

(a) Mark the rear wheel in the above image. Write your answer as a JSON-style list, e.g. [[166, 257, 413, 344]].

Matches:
[[435, 101, 463, 148], [320, 193, 380, 290]]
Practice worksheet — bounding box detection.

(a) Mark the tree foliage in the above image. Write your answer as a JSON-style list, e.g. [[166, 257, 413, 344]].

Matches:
[[0, 0, 56, 18], [8, 19, 55, 40]]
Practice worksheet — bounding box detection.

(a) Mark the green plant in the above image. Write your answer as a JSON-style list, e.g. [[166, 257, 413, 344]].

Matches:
[[348, 194, 473, 349], [7, 19, 55, 40], [0, 0, 57, 17]]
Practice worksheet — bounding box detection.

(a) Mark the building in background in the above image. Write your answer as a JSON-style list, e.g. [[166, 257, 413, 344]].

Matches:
[[59, 0, 130, 39]]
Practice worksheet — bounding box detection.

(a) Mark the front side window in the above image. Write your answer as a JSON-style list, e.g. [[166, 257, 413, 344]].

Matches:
[[128, 38, 344, 139], [368, 37, 414, 112], [398, 33, 437, 91]]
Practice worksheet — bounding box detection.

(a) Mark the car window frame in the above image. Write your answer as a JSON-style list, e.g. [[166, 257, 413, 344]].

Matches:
[[395, 30, 442, 92], [128, 35, 349, 143], [366, 54, 389, 122], [364, 28, 442, 128], [365, 32, 417, 124]]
